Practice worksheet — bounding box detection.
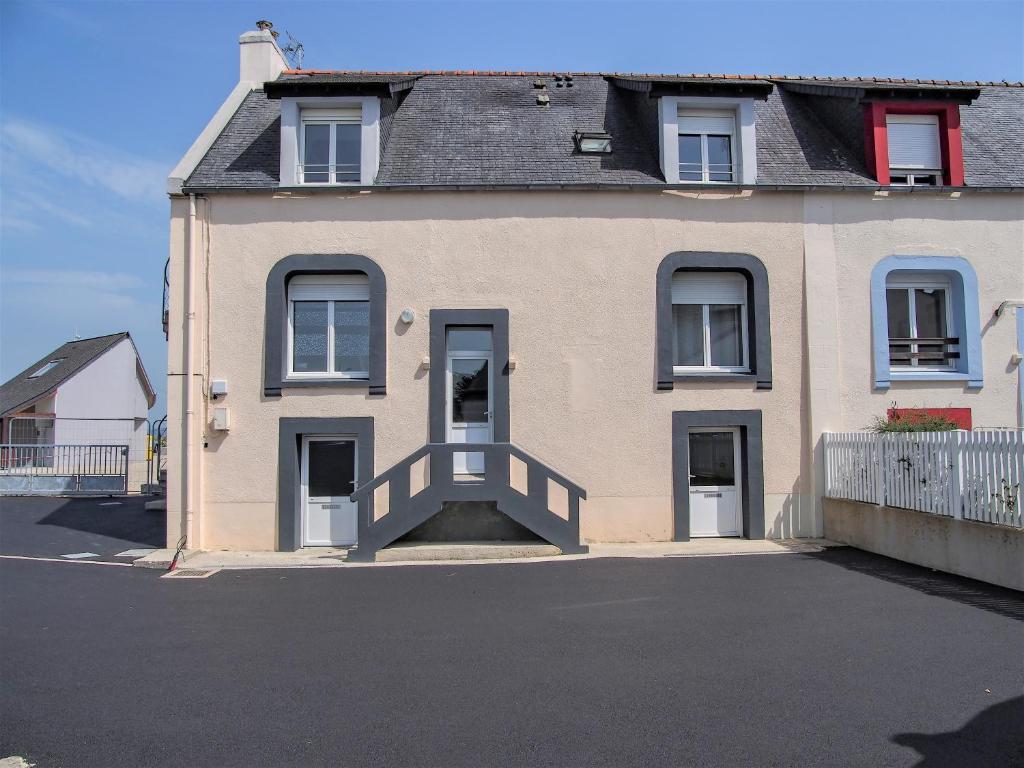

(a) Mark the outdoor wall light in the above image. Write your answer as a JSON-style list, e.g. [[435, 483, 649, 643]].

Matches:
[[399, 308, 415, 324], [574, 130, 612, 154]]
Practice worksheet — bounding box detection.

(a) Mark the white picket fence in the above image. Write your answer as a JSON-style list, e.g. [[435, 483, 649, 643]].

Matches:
[[823, 430, 1023, 528]]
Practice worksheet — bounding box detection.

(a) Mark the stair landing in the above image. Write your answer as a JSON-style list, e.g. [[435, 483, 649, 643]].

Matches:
[[374, 540, 561, 562]]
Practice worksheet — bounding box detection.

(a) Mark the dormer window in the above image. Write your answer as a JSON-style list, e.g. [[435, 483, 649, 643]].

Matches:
[[278, 97, 380, 187], [300, 107, 361, 184], [886, 114, 942, 186], [678, 110, 736, 183], [658, 97, 757, 185]]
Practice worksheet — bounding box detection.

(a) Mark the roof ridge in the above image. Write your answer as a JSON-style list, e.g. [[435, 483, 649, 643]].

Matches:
[[279, 69, 1024, 87], [65, 331, 129, 344]]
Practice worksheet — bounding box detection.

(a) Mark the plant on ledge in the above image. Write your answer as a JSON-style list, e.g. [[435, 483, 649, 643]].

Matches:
[[869, 404, 960, 433]]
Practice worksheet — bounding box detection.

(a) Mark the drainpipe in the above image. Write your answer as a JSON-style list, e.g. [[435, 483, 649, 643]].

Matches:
[[183, 194, 198, 546]]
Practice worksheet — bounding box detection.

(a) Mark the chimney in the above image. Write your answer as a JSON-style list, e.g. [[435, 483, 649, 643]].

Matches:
[[238, 20, 288, 84]]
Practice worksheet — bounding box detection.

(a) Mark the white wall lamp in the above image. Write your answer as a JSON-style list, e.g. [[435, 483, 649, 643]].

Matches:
[[399, 308, 415, 324]]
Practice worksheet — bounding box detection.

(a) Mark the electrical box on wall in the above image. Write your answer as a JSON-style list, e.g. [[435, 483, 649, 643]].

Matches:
[[212, 407, 230, 431], [211, 379, 228, 398]]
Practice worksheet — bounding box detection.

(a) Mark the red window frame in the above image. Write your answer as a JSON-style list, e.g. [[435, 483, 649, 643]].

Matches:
[[863, 102, 964, 186]]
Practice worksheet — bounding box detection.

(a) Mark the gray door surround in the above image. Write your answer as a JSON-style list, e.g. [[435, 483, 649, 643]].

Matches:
[[277, 417, 375, 551], [263, 253, 387, 397], [671, 409, 765, 541], [656, 251, 773, 391], [428, 309, 510, 443]]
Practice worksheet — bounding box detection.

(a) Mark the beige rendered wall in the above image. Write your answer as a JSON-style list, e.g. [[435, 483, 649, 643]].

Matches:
[[828, 192, 1023, 430], [173, 190, 811, 549], [165, 188, 1022, 551]]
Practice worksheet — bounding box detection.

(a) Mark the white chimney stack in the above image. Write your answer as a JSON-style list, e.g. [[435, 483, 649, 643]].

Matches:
[[239, 20, 288, 84]]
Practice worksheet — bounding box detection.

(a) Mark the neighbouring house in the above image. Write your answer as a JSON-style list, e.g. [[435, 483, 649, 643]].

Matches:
[[164, 22, 1024, 559], [0, 333, 157, 494]]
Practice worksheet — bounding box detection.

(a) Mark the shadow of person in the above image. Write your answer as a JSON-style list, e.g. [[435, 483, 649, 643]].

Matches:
[[892, 696, 1024, 767]]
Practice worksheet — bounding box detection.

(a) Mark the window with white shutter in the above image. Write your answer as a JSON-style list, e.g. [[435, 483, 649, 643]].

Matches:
[[886, 114, 943, 186], [671, 272, 749, 372], [288, 274, 370, 378], [677, 108, 737, 183], [300, 107, 362, 184]]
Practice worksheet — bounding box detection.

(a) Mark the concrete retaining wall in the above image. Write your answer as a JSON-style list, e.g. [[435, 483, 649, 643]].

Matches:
[[823, 498, 1024, 592]]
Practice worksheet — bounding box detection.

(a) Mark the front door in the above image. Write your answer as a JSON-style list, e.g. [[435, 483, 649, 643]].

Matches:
[[446, 327, 493, 475], [688, 428, 742, 537], [301, 435, 358, 546]]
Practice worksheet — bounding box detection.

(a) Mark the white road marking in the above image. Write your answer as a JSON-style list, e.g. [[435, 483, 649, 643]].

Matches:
[[98, 502, 122, 506], [0, 555, 132, 567], [115, 548, 157, 558], [61, 552, 100, 559]]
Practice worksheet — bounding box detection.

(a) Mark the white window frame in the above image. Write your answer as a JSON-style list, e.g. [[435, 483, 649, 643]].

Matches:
[[888, 170, 943, 187], [287, 278, 370, 380], [279, 96, 380, 187], [672, 276, 750, 374], [677, 110, 736, 184], [298, 112, 362, 185], [886, 276, 955, 372], [659, 96, 757, 185]]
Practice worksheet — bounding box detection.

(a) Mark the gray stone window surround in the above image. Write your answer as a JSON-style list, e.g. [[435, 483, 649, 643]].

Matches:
[[656, 251, 773, 391], [671, 409, 765, 542], [428, 309, 510, 443], [264, 254, 387, 397], [277, 417, 375, 552]]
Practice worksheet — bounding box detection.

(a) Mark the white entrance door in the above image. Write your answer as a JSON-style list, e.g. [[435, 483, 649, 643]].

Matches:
[[688, 427, 742, 537], [301, 435, 358, 546], [446, 327, 493, 475]]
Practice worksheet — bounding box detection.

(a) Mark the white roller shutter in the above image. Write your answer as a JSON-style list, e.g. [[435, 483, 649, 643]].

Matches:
[[677, 109, 736, 135], [672, 272, 747, 304], [289, 274, 369, 301], [886, 114, 941, 169], [301, 106, 362, 123]]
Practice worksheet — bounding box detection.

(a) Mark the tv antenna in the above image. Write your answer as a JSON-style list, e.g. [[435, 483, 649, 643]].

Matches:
[[281, 31, 305, 70]]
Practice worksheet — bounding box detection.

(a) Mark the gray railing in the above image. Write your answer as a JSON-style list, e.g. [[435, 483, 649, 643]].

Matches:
[[349, 442, 588, 561], [0, 444, 129, 495]]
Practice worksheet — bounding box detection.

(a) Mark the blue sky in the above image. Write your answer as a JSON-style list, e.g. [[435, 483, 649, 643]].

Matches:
[[2, 0, 1022, 412]]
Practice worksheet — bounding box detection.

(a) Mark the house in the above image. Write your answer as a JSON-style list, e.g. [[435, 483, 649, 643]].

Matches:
[[0, 333, 157, 493], [164, 23, 1024, 558]]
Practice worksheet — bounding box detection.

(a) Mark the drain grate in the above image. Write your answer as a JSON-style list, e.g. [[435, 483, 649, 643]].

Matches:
[[161, 568, 220, 579]]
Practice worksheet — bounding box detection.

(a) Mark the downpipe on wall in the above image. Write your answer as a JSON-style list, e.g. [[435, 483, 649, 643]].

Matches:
[[183, 194, 198, 547]]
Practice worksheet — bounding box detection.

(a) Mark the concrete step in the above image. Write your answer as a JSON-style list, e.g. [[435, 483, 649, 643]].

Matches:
[[375, 540, 561, 562]]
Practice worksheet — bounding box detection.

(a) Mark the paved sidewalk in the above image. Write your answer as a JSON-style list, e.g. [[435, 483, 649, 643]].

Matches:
[[135, 537, 838, 569]]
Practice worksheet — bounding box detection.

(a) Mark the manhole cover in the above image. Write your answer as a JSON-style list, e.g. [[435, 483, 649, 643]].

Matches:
[[161, 568, 220, 579]]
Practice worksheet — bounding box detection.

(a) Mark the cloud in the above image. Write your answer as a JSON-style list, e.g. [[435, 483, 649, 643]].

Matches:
[[1, 118, 168, 203], [1, 188, 93, 230], [2, 269, 145, 291]]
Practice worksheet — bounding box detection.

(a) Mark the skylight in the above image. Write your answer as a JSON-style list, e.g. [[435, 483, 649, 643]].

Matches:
[[28, 359, 64, 378]]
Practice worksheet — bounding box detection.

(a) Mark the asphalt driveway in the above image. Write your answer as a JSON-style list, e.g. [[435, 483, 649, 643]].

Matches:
[[1, 495, 1021, 767]]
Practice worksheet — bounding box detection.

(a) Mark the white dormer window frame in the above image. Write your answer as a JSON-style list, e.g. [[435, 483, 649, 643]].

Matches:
[[658, 96, 757, 185], [279, 96, 380, 187]]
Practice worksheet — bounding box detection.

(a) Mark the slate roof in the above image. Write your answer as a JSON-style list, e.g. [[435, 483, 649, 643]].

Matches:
[[0, 333, 146, 417], [183, 72, 1024, 190]]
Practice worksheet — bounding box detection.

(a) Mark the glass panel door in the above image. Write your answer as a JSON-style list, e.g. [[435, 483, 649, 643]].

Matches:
[[688, 429, 741, 537], [302, 437, 358, 546]]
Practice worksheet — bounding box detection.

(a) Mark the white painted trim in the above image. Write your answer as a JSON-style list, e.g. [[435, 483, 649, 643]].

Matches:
[[167, 82, 254, 195], [280, 96, 380, 187], [659, 96, 757, 185]]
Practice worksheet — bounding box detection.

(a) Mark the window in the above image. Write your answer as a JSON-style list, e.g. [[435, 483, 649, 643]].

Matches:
[[886, 114, 942, 186], [870, 256, 982, 390], [678, 109, 736, 183], [672, 272, 748, 372], [287, 275, 369, 378], [28, 359, 64, 378], [299, 108, 361, 184], [885, 276, 956, 370]]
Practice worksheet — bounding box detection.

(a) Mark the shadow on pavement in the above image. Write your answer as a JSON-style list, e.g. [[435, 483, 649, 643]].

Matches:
[[801, 547, 1024, 622], [37, 496, 165, 547], [892, 696, 1024, 767]]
